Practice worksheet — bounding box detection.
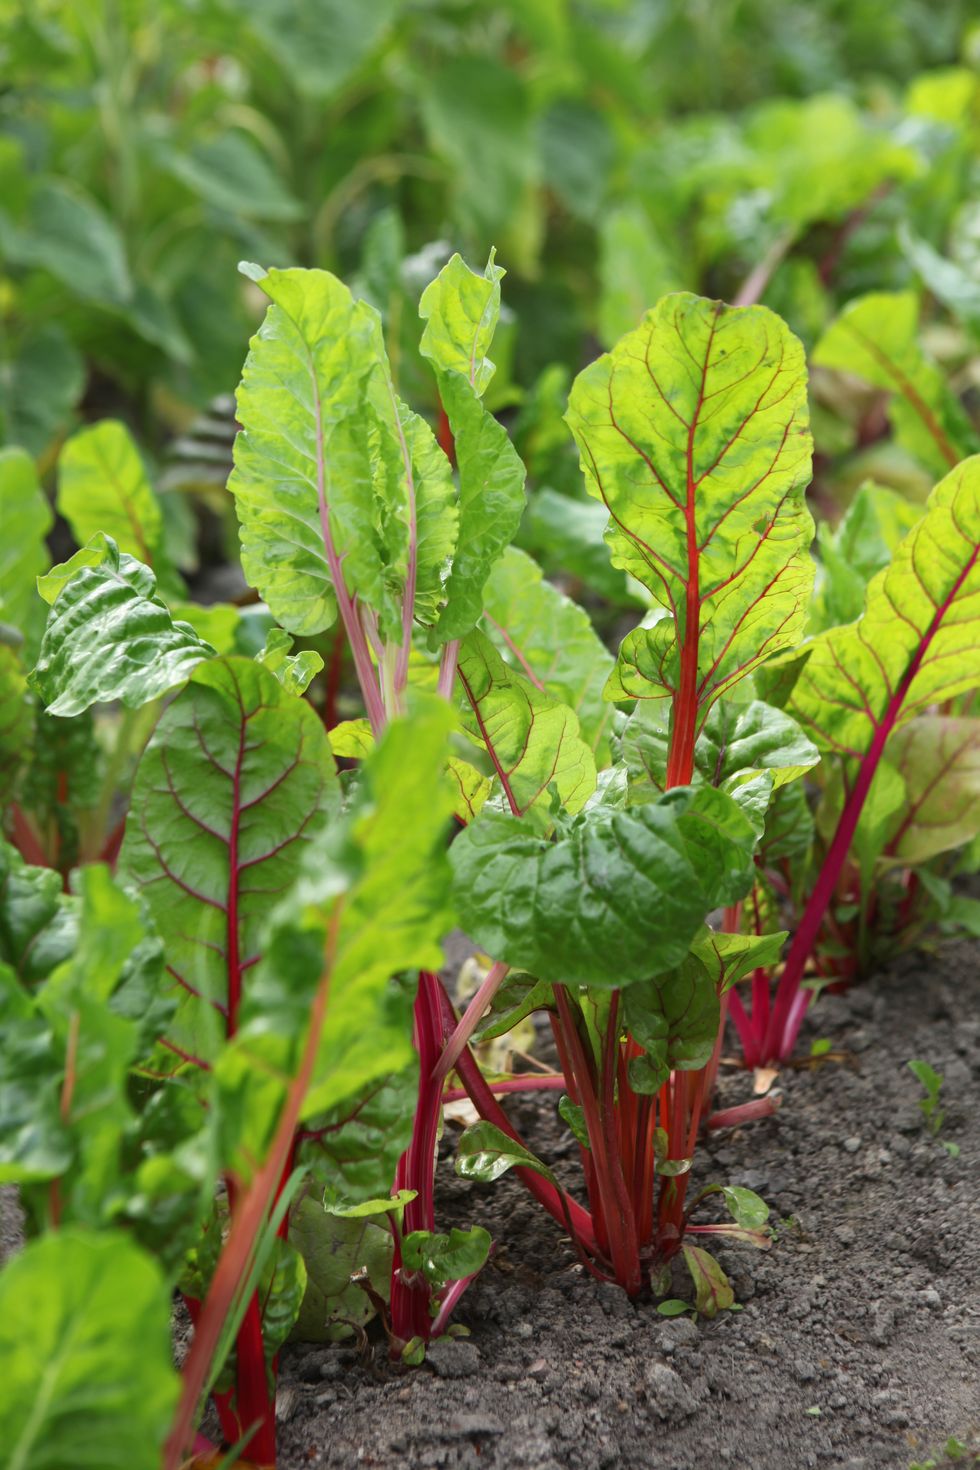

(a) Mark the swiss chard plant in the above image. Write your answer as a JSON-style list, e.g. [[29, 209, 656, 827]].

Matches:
[[3, 234, 979, 1468]]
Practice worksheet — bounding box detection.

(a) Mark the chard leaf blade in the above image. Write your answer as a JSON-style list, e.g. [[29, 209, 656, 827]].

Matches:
[[566, 293, 813, 753], [0, 1230, 178, 1470], [788, 458, 980, 759], [29, 536, 214, 717], [120, 657, 339, 1070], [420, 252, 527, 641], [451, 785, 757, 986], [458, 627, 597, 818]]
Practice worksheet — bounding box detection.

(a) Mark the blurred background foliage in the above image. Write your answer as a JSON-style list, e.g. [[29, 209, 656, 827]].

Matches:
[[0, 0, 977, 597]]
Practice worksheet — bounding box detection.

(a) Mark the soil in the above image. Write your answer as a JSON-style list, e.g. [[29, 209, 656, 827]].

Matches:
[[274, 939, 980, 1470]]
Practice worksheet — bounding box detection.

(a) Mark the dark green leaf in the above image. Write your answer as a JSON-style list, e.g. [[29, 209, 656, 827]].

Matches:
[[451, 785, 758, 986], [30, 536, 214, 717]]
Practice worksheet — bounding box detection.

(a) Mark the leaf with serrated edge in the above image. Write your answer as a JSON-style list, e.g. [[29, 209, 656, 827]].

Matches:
[[566, 292, 813, 784], [451, 785, 757, 986], [788, 458, 980, 760], [420, 251, 526, 640], [457, 627, 596, 817], [30, 536, 214, 718]]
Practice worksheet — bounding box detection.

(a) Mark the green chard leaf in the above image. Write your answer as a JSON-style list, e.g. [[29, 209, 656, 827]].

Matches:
[[214, 699, 456, 1173], [0, 1229, 178, 1470], [57, 420, 163, 569], [566, 293, 813, 784], [811, 480, 923, 634], [230, 264, 457, 650], [812, 292, 979, 478], [0, 447, 51, 653], [788, 459, 980, 760], [30, 536, 214, 717], [289, 1193, 393, 1343], [622, 697, 818, 799], [419, 251, 527, 641], [624, 963, 720, 1092], [0, 646, 31, 805], [297, 1065, 418, 1204], [876, 717, 980, 868], [455, 1121, 558, 1186], [457, 627, 596, 818], [451, 785, 758, 987], [401, 1225, 491, 1289], [0, 838, 78, 985], [120, 657, 339, 1070], [480, 546, 616, 757]]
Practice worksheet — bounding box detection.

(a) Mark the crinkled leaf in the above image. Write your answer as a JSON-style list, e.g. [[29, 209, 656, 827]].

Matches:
[[231, 264, 456, 644], [457, 628, 596, 818], [788, 459, 980, 759], [20, 709, 101, 871], [120, 657, 338, 1068], [230, 265, 377, 635], [259, 1236, 307, 1362], [455, 1120, 557, 1185], [419, 252, 527, 640], [30, 536, 214, 717], [0, 838, 78, 985], [623, 697, 818, 798], [480, 546, 616, 756], [566, 294, 813, 733], [216, 701, 456, 1167], [0, 1230, 178, 1470], [812, 292, 978, 477], [57, 420, 163, 567], [401, 1225, 491, 1288], [255, 626, 324, 696], [758, 778, 814, 869], [451, 785, 758, 986], [624, 962, 719, 1093]]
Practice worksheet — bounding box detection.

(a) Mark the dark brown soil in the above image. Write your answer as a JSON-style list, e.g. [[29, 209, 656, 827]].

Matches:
[[275, 941, 980, 1470]]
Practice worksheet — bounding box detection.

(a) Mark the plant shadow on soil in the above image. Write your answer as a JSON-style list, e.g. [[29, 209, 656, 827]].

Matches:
[[275, 941, 980, 1470]]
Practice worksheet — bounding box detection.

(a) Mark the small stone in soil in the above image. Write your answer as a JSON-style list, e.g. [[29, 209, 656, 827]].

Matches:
[[644, 1360, 698, 1421], [654, 1317, 700, 1354], [425, 1338, 481, 1378]]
